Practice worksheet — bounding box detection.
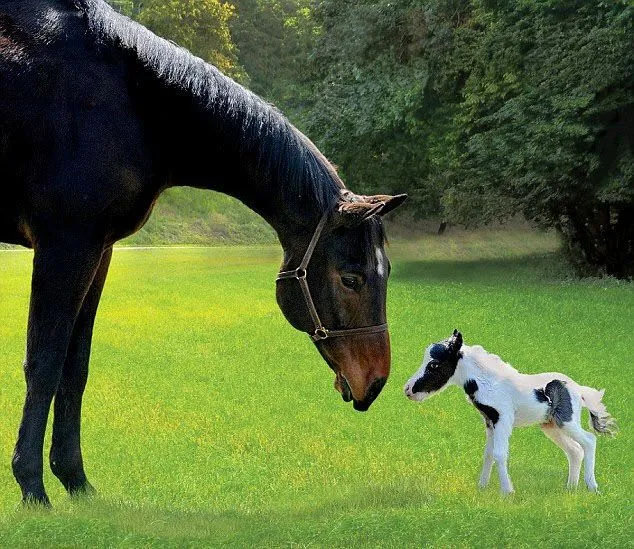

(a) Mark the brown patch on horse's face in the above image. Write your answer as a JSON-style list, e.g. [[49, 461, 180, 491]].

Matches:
[[317, 331, 390, 411]]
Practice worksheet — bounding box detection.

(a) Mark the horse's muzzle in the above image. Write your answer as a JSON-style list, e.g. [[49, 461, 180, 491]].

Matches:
[[352, 377, 387, 412], [317, 330, 391, 410]]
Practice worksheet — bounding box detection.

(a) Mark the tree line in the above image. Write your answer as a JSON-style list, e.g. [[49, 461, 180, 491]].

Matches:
[[107, 1, 633, 278]]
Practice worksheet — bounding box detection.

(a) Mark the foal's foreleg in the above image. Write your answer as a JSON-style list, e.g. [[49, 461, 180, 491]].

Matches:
[[478, 425, 494, 488], [491, 418, 514, 494], [12, 238, 103, 505], [50, 246, 112, 495]]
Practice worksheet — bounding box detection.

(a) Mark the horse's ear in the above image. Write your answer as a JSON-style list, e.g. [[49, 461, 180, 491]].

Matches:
[[448, 329, 463, 356], [335, 191, 408, 227], [335, 200, 384, 228], [370, 194, 408, 216]]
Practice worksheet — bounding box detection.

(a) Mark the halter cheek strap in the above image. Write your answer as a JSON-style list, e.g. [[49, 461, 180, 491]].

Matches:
[[276, 212, 388, 342]]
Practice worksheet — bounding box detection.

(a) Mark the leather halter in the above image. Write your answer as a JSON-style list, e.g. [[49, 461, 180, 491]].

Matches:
[[276, 211, 388, 342]]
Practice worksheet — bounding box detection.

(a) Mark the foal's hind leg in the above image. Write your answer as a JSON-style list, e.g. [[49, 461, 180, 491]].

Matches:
[[12, 237, 103, 505], [541, 423, 583, 489], [561, 422, 598, 492], [50, 247, 112, 495]]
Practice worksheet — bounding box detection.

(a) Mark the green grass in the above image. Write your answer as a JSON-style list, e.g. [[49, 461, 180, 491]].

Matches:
[[122, 188, 277, 246], [0, 235, 632, 548]]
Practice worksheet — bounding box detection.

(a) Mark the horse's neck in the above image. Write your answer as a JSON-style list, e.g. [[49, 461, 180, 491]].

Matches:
[[158, 94, 334, 237], [90, 1, 336, 236]]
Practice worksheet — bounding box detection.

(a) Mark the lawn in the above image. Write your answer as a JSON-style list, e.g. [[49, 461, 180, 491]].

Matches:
[[0, 231, 632, 548]]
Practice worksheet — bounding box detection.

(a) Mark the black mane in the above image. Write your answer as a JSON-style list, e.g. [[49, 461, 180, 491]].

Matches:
[[74, 0, 344, 212]]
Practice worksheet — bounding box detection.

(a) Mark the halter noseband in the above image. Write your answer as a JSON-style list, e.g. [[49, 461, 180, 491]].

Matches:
[[276, 211, 388, 342]]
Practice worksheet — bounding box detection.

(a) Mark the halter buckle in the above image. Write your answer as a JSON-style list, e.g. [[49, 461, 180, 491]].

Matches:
[[311, 327, 329, 341]]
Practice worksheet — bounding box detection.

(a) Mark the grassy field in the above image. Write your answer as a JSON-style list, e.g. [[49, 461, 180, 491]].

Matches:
[[114, 188, 277, 246], [0, 232, 632, 547]]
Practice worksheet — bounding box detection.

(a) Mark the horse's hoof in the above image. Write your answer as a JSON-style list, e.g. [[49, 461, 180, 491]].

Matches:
[[68, 480, 96, 498], [22, 493, 52, 509]]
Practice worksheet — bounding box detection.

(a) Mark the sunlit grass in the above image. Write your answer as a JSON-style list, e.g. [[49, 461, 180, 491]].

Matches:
[[0, 235, 631, 547]]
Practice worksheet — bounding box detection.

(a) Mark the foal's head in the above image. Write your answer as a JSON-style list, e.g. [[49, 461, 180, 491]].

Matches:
[[276, 192, 406, 411], [404, 330, 463, 402]]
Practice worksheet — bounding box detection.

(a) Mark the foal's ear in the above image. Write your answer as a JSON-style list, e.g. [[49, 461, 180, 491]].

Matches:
[[448, 329, 463, 356], [335, 191, 408, 227]]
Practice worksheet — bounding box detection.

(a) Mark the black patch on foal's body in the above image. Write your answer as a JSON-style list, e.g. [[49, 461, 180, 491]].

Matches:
[[463, 379, 500, 427], [464, 379, 478, 398], [534, 389, 549, 403], [535, 379, 573, 427]]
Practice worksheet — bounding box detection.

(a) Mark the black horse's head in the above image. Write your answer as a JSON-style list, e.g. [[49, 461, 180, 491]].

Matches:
[[276, 192, 407, 411]]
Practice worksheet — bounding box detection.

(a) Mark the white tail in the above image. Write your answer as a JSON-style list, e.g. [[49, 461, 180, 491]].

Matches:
[[580, 386, 617, 436]]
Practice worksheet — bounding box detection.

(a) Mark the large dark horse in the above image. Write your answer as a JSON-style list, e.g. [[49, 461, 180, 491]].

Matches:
[[0, 0, 406, 505]]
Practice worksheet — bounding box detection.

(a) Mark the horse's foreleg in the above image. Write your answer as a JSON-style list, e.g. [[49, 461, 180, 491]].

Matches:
[[50, 246, 112, 495], [12, 237, 104, 506]]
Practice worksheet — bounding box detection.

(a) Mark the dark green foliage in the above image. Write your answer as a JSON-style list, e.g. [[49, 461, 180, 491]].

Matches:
[[230, 0, 316, 115], [306, 1, 467, 215], [306, 0, 634, 277], [452, 0, 634, 277], [104, 0, 634, 276]]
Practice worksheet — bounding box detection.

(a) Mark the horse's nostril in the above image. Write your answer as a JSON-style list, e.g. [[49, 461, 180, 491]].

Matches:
[[367, 377, 387, 401], [352, 377, 387, 412]]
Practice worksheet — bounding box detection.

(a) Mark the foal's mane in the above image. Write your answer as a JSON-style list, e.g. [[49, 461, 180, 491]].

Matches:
[[73, 0, 344, 213], [466, 345, 519, 375]]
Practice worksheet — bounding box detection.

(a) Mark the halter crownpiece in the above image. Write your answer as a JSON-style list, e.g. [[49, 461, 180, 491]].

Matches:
[[276, 211, 388, 342]]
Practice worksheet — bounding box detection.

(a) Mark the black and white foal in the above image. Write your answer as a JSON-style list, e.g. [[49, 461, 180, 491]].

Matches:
[[404, 331, 616, 494]]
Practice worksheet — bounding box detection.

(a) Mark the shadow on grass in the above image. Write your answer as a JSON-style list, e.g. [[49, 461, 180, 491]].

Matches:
[[0, 485, 437, 547], [0, 478, 616, 548], [393, 252, 571, 285]]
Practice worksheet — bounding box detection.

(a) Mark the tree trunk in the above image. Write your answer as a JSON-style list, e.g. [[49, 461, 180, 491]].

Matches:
[[563, 205, 633, 278]]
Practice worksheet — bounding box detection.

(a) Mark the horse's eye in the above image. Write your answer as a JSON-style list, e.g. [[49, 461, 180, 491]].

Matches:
[[341, 274, 361, 289]]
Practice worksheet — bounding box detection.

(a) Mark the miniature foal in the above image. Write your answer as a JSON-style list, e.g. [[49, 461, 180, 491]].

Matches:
[[404, 330, 616, 494]]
